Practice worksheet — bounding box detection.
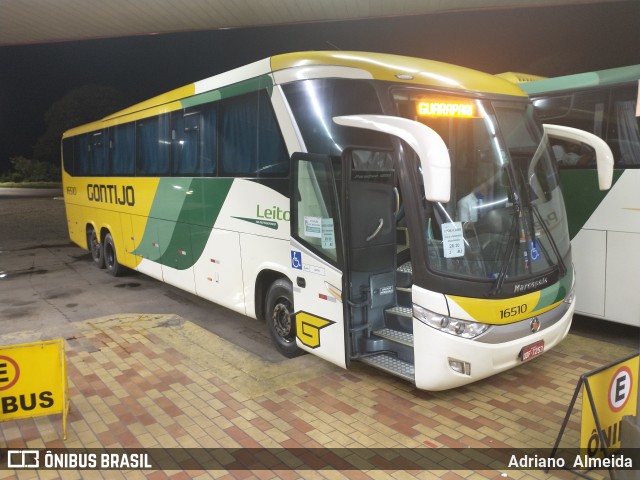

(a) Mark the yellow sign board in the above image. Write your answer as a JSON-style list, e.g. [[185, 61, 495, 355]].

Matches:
[[581, 354, 639, 456], [0, 339, 69, 438]]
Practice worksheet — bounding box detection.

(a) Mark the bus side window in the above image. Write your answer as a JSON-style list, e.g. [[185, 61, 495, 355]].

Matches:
[[531, 95, 572, 120], [568, 91, 607, 139], [219, 90, 288, 178], [110, 124, 135, 176], [551, 140, 595, 168], [89, 130, 107, 176], [62, 137, 74, 175], [540, 91, 606, 169], [137, 114, 171, 176], [219, 92, 259, 177], [74, 134, 89, 176], [172, 109, 201, 176], [257, 90, 289, 177], [535, 91, 607, 138], [609, 86, 640, 166], [201, 104, 217, 176]]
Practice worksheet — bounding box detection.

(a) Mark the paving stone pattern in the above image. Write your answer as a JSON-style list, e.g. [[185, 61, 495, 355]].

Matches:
[[0, 314, 634, 479]]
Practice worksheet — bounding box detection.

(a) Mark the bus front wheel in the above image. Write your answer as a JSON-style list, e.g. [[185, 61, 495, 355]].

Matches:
[[103, 232, 123, 277], [87, 228, 105, 269], [265, 279, 303, 358]]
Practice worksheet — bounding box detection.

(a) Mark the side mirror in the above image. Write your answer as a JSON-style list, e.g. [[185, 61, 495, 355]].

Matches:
[[543, 124, 614, 190], [333, 115, 451, 202]]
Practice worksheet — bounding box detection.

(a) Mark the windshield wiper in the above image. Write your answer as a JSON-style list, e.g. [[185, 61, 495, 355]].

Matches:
[[489, 209, 518, 297]]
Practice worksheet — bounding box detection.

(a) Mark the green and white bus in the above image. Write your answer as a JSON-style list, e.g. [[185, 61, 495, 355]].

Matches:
[[519, 65, 640, 326], [62, 51, 613, 390]]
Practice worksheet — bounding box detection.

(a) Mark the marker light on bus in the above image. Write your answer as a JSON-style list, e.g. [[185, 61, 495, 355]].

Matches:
[[417, 100, 476, 118], [448, 358, 471, 376], [562, 286, 576, 305], [413, 304, 490, 339]]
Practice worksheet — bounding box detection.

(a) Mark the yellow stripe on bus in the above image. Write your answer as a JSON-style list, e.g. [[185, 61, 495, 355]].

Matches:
[[446, 292, 563, 325]]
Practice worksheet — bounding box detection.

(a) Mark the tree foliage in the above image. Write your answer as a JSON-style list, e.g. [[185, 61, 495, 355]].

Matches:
[[1, 156, 60, 182], [33, 85, 127, 165]]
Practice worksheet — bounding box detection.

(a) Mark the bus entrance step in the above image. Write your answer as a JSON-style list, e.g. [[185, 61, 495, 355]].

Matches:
[[397, 262, 413, 288], [359, 353, 415, 382], [373, 328, 414, 347], [396, 286, 412, 305], [384, 305, 413, 332]]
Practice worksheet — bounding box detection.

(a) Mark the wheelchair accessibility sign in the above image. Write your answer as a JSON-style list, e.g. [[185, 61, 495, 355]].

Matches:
[[291, 251, 302, 270], [529, 240, 541, 262]]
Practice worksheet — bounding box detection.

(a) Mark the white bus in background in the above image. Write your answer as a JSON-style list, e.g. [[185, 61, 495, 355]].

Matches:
[[517, 65, 640, 326]]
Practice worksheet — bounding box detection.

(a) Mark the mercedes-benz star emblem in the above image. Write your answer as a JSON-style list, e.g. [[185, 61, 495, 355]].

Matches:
[[530, 318, 541, 333]]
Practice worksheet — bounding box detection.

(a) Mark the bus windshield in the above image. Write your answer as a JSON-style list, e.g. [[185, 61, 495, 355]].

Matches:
[[393, 91, 571, 287]]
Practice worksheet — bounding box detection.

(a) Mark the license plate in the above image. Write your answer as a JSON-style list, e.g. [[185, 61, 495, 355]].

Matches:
[[520, 340, 544, 362]]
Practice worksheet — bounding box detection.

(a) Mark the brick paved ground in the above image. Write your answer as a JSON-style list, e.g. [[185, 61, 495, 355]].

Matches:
[[0, 313, 635, 479]]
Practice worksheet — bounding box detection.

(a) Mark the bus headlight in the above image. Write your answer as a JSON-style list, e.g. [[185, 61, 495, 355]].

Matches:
[[413, 304, 490, 339]]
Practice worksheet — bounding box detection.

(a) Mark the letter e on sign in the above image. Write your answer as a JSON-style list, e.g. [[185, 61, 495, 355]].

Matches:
[[0, 355, 20, 391], [609, 366, 632, 412]]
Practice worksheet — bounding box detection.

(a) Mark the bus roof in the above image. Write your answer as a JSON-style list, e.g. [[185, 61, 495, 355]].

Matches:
[[495, 71, 547, 83], [520, 64, 640, 95], [270, 51, 525, 96], [65, 51, 526, 137]]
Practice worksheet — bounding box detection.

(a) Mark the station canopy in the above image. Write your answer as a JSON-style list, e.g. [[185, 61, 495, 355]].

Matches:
[[0, 0, 616, 46]]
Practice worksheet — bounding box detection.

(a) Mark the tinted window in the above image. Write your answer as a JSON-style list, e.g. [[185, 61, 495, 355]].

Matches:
[[172, 109, 201, 175], [201, 104, 217, 175], [89, 131, 107, 175], [283, 79, 389, 155], [110, 124, 135, 176], [65, 90, 288, 178], [137, 114, 170, 175], [74, 134, 89, 176], [609, 85, 640, 166], [534, 91, 607, 169], [219, 90, 288, 177], [531, 95, 572, 120], [62, 138, 74, 174]]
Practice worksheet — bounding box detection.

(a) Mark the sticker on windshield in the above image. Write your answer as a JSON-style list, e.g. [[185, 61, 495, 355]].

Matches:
[[304, 216, 322, 238], [321, 218, 335, 249], [442, 222, 464, 258]]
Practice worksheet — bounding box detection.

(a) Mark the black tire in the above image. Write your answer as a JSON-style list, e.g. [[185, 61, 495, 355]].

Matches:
[[265, 279, 303, 358], [87, 228, 105, 269], [103, 232, 123, 277]]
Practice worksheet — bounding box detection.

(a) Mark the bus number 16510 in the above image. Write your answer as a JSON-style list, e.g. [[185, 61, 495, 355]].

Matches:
[[500, 304, 528, 319]]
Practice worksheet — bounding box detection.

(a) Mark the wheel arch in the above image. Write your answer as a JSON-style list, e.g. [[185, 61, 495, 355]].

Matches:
[[84, 222, 113, 244], [254, 269, 291, 322], [85, 222, 98, 248], [99, 225, 111, 243]]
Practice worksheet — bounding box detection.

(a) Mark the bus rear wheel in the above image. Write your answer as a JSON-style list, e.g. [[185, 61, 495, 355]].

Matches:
[[87, 228, 105, 269], [265, 279, 303, 358], [103, 232, 123, 277]]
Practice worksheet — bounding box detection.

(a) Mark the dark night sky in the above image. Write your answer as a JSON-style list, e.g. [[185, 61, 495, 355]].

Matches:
[[1, 0, 639, 172]]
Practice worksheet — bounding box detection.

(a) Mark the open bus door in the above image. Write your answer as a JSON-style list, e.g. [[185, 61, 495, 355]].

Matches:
[[289, 149, 408, 370], [289, 116, 452, 372], [290, 153, 348, 367]]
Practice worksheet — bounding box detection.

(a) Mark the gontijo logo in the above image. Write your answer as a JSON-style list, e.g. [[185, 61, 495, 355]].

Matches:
[[295, 312, 334, 349]]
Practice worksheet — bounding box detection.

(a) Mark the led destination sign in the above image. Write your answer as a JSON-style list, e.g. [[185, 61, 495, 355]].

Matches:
[[417, 100, 476, 118]]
